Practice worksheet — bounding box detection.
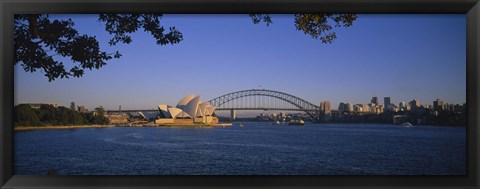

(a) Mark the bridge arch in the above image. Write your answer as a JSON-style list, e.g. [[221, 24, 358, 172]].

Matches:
[[208, 89, 320, 120]]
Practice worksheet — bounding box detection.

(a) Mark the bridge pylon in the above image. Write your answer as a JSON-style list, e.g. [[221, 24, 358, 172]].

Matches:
[[230, 109, 236, 120]]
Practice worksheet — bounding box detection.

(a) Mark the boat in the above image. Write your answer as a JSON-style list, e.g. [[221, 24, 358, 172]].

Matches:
[[239, 123, 244, 128], [288, 119, 304, 125], [402, 122, 413, 127], [272, 120, 280, 125]]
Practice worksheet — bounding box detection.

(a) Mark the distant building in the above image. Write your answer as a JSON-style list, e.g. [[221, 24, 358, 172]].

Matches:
[[360, 104, 370, 112], [154, 94, 218, 124], [353, 104, 362, 112], [378, 105, 384, 113], [106, 114, 129, 124], [433, 99, 445, 111], [77, 105, 88, 113], [399, 102, 407, 111], [384, 97, 391, 110], [320, 101, 331, 114], [320, 101, 332, 122], [409, 99, 420, 110], [25, 103, 58, 109], [338, 102, 346, 111], [346, 103, 353, 112], [371, 97, 378, 106]]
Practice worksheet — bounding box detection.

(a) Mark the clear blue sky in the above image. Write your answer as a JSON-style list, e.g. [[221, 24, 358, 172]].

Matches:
[[15, 14, 466, 114]]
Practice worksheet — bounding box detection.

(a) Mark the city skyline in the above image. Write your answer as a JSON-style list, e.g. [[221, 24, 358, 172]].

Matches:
[[14, 14, 466, 112]]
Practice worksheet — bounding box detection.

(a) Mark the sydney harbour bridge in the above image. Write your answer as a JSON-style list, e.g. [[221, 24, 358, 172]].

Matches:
[[107, 89, 326, 121]]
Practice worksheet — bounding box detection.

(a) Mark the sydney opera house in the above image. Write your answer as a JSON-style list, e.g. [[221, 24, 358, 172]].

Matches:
[[139, 94, 218, 125]]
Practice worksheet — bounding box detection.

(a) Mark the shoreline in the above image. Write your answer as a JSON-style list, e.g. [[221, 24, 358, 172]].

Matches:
[[14, 123, 233, 131], [14, 125, 115, 131]]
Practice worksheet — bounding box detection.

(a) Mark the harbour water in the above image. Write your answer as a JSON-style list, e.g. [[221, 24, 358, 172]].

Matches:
[[14, 123, 466, 175]]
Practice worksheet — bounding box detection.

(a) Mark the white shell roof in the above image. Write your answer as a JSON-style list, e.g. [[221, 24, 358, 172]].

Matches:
[[158, 104, 172, 118], [184, 96, 201, 118], [198, 102, 209, 117], [156, 94, 217, 119], [176, 94, 195, 109], [167, 107, 183, 118], [206, 106, 216, 116]]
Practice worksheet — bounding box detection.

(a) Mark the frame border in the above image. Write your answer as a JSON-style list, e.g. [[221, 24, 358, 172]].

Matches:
[[1, 0, 479, 188]]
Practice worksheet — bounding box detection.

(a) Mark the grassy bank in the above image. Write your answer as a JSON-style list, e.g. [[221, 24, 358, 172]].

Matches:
[[14, 125, 115, 131]]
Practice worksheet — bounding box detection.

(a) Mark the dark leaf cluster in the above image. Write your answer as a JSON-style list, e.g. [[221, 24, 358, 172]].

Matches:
[[250, 14, 273, 26], [14, 14, 183, 82], [249, 14, 357, 44], [14, 104, 110, 126], [98, 14, 183, 46], [294, 14, 358, 44]]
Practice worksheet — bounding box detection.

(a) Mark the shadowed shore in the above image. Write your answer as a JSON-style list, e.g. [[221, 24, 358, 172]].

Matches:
[[14, 123, 233, 131], [14, 125, 115, 131]]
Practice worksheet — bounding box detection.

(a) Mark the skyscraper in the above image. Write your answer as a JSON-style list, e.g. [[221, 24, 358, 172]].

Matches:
[[320, 101, 332, 122], [371, 97, 378, 106], [399, 102, 406, 111], [410, 99, 420, 110], [384, 97, 391, 108], [338, 102, 346, 112], [320, 101, 331, 114], [433, 99, 445, 111]]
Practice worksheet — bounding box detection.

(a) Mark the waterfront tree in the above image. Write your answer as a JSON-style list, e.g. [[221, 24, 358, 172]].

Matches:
[[14, 14, 357, 81], [14, 104, 40, 126], [38, 104, 57, 124], [93, 106, 110, 125], [56, 106, 72, 125]]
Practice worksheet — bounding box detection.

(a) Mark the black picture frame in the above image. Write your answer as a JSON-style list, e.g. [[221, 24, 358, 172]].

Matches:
[[1, 0, 479, 188]]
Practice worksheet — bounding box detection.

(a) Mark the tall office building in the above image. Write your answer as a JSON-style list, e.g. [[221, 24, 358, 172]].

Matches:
[[320, 101, 332, 122], [399, 102, 406, 111], [433, 99, 445, 111], [371, 97, 378, 106], [346, 103, 354, 112], [409, 99, 420, 110], [320, 101, 331, 114], [384, 97, 391, 109], [338, 102, 346, 111]]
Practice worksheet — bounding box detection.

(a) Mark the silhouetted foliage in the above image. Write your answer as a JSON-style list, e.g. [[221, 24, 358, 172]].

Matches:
[[251, 14, 358, 44], [14, 104, 40, 126], [93, 106, 110, 125], [14, 104, 103, 126], [14, 14, 183, 81], [15, 14, 357, 81]]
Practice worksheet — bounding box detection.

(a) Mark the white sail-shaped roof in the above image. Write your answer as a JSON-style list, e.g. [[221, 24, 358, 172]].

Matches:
[[206, 106, 216, 116], [168, 108, 182, 118], [168, 107, 191, 118], [184, 96, 201, 118], [197, 102, 209, 117], [158, 104, 172, 118], [176, 94, 195, 109], [177, 111, 192, 118], [196, 107, 204, 117]]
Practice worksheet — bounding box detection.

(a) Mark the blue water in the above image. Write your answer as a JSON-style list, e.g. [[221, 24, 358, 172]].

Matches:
[[14, 123, 466, 175]]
